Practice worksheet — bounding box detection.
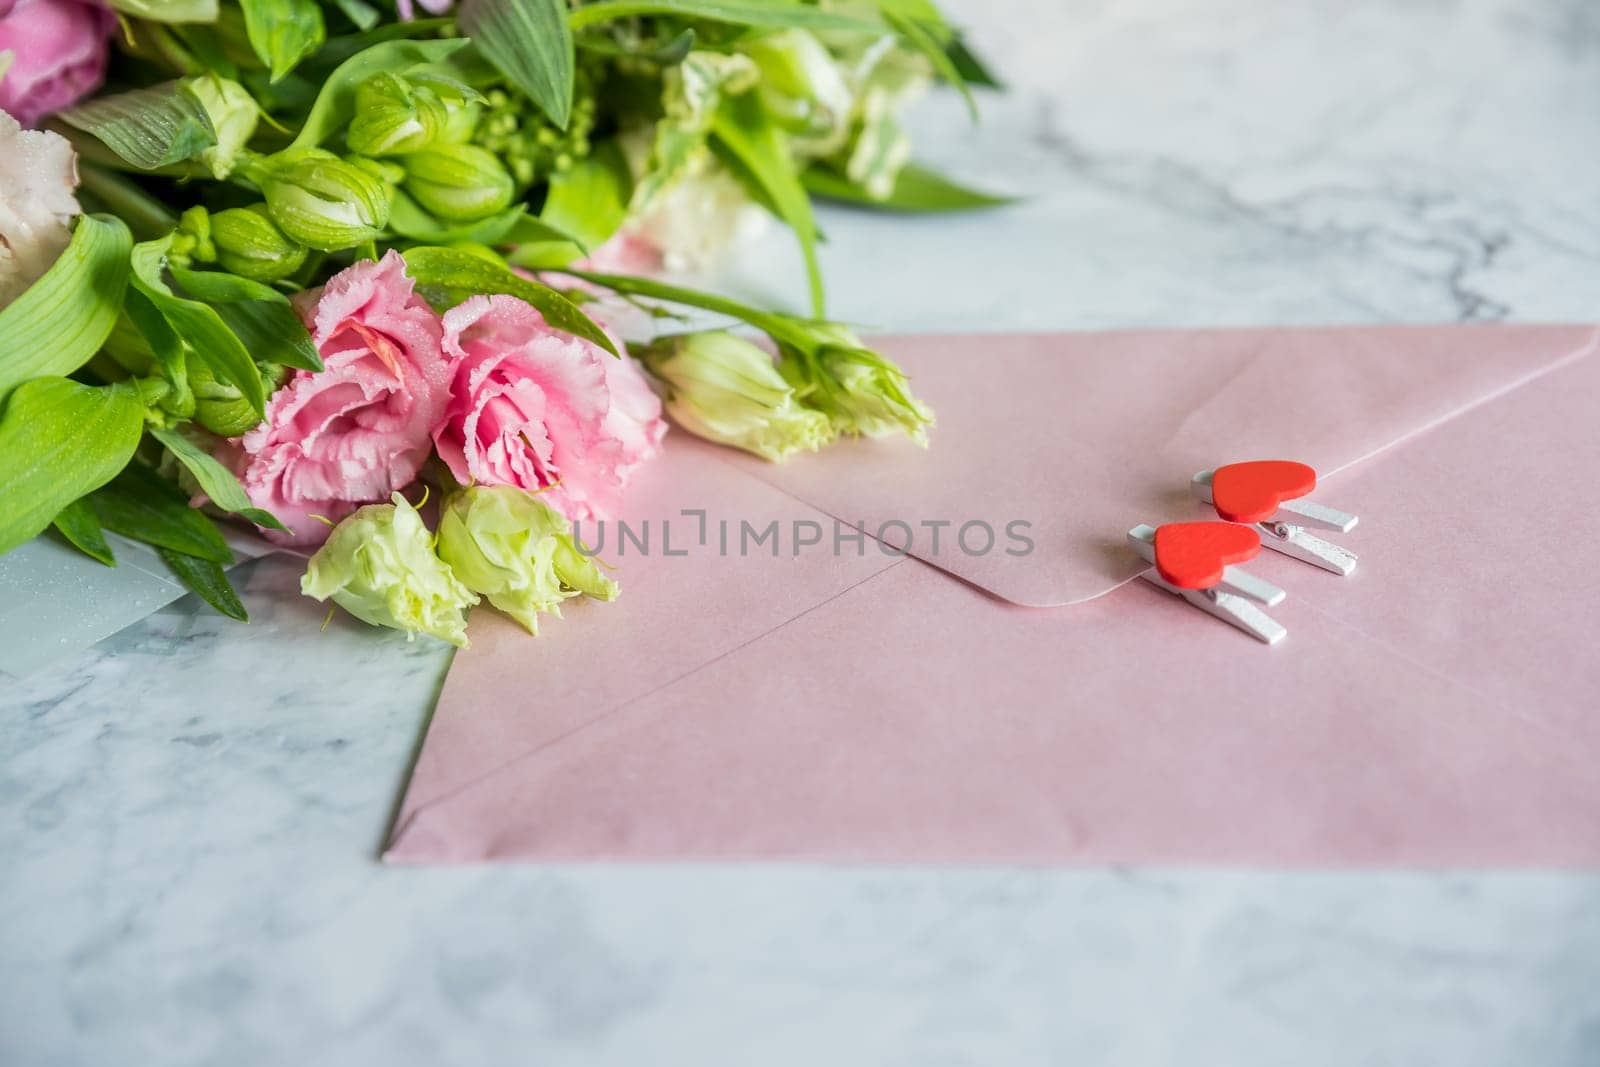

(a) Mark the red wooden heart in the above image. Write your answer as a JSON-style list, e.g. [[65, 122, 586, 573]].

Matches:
[[1211, 460, 1317, 524], [1153, 522, 1261, 590]]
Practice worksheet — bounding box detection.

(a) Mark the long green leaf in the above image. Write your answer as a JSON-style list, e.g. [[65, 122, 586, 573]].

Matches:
[[403, 246, 619, 356], [130, 237, 266, 416], [712, 92, 824, 317], [458, 0, 574, 129], [57, 82, 219, 170], [157, 547, 249, 621], [568, 0, 881, 32], [0, 215, 132, 405], [803, 162, 1013, 212], [240, 0, 327, 81], [562, 269, 817, 349], [883, 9, 976, 119], [89, 461, 234, 565], [52, 498, 116, 566], [289, 38, 469, 149], [0, 379, 145, 557], [169, 267, 323, 372], [149, 426, 287, 532]]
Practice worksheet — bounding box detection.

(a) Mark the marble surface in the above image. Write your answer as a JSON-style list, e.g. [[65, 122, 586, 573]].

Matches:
[[5, 1, 1600, 1063]]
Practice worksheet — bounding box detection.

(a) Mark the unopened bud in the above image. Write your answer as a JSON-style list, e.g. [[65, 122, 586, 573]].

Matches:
[[210, 205, 308, 282], [245, 148, 391, 251], [184, 75, 259, 178], [401, 143, 514, 222]]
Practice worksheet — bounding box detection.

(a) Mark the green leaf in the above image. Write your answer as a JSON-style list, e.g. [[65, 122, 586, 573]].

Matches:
[[89, 461, 234, 565], [567, 0, 881, 33], [330, 0, 382, 31], [289, 37, 470, 150], [57, 82, 219, 170], [52, 498, 116, 567], [157, 547, 249, 621], [803, 162, 1013, 212], [169, 267, 323, 372], [457, 0, 574, 129], [0, 379, 145, 558], [130, 237, 266, 416], [562, 269, 819, 349], [403, 246, 619, 356], [947, 33, 1002, 89], [107, 0, 219, 23], [712, 92, 824, 317], [239, 0, 327, 81], [0, 215, 132, 405], [149, 426, 288, 532], [882, 9, 976, 120], [540, 139, 632, 253]]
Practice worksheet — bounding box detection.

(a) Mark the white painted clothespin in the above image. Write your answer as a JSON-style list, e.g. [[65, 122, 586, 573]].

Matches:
[[1127, 523, 1287, 645], [1192, 460, 1358, 576]]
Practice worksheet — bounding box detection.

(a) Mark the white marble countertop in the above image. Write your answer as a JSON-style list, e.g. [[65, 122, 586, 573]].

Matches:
[[5, 1, 1600, 1064]]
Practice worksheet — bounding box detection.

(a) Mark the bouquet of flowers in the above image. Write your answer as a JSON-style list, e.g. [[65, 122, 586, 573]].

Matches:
[[0, 0, 1001, 645]]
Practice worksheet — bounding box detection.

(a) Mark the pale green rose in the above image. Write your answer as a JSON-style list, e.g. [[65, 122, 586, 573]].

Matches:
[[638, 332, 834, 463], [301, 494, 478, 647], [435, 486, 617, 636], [781, 325, 933, 445], [185, 75, 259, 179]]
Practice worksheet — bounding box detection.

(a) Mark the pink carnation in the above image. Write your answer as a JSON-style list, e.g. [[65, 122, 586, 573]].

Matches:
[[0, 0, 116, 127], [237, 251, 455, 544], [434, 295, 666, 521]]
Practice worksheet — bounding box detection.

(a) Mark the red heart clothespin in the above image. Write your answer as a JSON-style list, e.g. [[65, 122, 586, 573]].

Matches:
[[1127, 522, 1286, 644], [1193, 460, 1359, 576]]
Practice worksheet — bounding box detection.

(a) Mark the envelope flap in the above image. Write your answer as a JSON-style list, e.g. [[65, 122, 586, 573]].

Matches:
[[732, 324, 1600, 606]]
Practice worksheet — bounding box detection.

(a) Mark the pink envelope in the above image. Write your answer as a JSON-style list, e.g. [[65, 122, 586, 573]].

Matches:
[[386, 324, 1600, 866]]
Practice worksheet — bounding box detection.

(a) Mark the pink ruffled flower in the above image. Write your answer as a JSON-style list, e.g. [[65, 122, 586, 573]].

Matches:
[[0, 0, 116, 127], [435, 295, 666, 521], [237, 251, 455, 545]]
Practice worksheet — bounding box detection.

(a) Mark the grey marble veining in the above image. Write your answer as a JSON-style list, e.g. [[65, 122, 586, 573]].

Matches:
[[5, 1, 1600, 1064]]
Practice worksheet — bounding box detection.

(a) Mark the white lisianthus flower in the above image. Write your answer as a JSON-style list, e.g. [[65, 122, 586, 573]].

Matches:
[[0, 106, 81, 308], [627, 152, 770, 273]]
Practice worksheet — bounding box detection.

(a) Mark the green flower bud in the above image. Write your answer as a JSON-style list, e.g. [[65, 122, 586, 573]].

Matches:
[[348, 72, 446, 156], [347, 71, 482, 156], [782, 325, 933, 445], [244, 148, 391, 252], [435, 486, 617, 635], [401, 143, 515, 222], [189, 357, 284, 437], [209, 205, 307, 282], [301, 494, 479, 647], [170, 205, 216, 265], [184, 75, 259, 178], [638, 332, 834, 463]]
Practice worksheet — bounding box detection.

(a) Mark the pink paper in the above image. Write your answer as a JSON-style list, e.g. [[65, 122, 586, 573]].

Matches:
[[388, 325, 1600, 866]]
